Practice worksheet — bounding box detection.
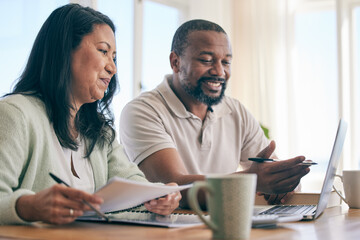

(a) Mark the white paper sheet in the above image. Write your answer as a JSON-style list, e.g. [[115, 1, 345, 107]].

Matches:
[[94, 177, 192, 213]]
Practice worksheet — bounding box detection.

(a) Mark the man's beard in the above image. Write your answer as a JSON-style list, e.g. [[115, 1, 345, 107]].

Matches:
[[181, 76, 227, 107]]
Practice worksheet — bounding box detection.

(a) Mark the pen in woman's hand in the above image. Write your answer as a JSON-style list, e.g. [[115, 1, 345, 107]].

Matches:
[[49, 172, 109, 221]]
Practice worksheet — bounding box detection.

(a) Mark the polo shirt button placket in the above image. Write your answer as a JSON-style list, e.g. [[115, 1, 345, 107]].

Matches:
[[200, 125, 211, 150]]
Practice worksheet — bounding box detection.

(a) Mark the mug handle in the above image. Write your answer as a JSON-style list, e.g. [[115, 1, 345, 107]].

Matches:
[[187, 181, 217, 231], [333, 174, 347, 203]]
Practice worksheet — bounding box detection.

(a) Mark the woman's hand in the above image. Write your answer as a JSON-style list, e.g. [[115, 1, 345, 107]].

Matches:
[[144, 182, 182, 215], [16, 184, 103, 225]]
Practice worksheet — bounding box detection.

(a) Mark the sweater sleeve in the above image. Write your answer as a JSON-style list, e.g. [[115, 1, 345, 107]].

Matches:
[[107, 137, 148, 183], [0, 100, 34, 224]]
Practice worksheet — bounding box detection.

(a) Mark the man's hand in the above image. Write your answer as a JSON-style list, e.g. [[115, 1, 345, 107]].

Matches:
[[257, 192, 295, 205], [246, 140, 310, 194], [258, 182, 301, 205]]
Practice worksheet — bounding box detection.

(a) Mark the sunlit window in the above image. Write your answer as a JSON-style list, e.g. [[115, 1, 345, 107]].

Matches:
[[99, 0, 183, 133], [141, 0, 180, 92], [291, 9, 339, 191], [354, 7, 360, 168], [98, 0, 134, 134], [0, 0, 68, 96]]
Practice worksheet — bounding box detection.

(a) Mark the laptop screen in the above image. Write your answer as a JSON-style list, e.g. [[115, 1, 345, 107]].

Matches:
[[314, 119, 347, 218]]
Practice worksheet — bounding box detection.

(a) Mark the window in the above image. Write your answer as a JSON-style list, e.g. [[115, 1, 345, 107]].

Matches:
[[99, 0, 187, 133], [98, 0, 134, 134], [282, 0, 360, 191], [354, 7, 360, 167], [291, 9, 338, 171], [0, 0, 68, 96], [133, 0, 187, 96], [335, 0, 360, 171], [141, 0, 181, 92]]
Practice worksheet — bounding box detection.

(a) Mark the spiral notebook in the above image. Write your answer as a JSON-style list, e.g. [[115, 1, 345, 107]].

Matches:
[[77, 210, 205, 228]]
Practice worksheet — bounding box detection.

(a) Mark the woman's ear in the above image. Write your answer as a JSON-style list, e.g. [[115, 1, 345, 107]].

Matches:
[[170, 51, 180, 73]]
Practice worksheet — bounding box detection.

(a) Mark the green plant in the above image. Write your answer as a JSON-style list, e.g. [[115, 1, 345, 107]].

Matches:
[[260, 124, 270, 139]]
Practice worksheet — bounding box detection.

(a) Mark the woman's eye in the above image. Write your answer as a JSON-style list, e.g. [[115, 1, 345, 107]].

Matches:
[[99, 49, 107, 55]]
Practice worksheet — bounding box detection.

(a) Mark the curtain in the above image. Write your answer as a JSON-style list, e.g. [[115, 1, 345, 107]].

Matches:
[[230, 0, 290, 147]]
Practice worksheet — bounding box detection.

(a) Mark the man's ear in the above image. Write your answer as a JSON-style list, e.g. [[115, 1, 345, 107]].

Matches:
[[170, 51, 181, 73]]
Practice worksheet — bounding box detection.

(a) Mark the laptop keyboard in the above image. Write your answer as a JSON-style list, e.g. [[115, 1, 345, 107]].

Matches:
[[260, 205, 316, 215]]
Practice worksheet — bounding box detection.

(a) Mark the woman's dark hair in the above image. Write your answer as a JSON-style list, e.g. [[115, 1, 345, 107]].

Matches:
[[9, 3, 117, 157]]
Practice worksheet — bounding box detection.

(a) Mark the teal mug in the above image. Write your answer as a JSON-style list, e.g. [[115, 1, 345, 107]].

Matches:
[[188, 174, 257, 240]]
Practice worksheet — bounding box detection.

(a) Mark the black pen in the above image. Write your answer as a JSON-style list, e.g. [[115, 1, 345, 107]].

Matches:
[[248, 157, 276, 162], [248, 157, 317, 166], [49, 172, 109, 221]]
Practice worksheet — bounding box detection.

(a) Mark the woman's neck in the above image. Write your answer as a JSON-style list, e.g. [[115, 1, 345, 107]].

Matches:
[[69, 106, 79, 139]]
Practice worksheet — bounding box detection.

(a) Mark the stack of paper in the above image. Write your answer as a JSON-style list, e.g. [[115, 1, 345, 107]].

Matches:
[[93, 177, 192, 213]]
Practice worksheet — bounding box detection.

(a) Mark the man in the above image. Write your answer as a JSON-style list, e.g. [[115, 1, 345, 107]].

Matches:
[[120, 19, 309, 208]]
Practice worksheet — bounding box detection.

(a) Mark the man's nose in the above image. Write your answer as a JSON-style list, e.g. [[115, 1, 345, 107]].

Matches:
[[209, 61, 225, 77]]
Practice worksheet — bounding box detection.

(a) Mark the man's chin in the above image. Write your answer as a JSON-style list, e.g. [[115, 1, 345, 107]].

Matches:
[[199, 96, 224, 106], [207, 93, 222, 99], [191, 84, 226, 106]]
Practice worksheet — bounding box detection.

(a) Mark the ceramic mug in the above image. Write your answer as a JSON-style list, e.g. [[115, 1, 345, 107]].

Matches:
[[333, 170, 360, 208], [187, 174, 257, 240]]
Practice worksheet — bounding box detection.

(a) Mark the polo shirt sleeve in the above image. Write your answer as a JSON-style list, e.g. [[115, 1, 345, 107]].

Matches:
[[120, 99, 176, 165]]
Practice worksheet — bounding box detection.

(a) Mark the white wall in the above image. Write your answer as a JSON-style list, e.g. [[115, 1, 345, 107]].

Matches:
[[186, 0, 233, 38]]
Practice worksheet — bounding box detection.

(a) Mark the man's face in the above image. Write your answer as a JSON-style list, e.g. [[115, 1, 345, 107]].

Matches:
[[177, 30, 232, 106]]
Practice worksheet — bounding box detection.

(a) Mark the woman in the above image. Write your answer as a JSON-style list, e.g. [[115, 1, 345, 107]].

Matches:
[[0, 4, 180, 225]]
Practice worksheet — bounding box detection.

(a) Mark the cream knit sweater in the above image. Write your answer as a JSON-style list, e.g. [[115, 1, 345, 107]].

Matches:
[[0, 94, 147, 225]]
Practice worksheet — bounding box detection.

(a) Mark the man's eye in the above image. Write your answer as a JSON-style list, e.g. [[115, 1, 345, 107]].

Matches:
[[200, 59, 212, 63]]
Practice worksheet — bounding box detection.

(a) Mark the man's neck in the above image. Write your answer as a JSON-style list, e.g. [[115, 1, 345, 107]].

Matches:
[[187, 103, 208, 121], [168, 77, 209, 121]]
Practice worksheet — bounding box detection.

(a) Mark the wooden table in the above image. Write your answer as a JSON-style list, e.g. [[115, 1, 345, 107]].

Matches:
[[1, 206, 360, 240]]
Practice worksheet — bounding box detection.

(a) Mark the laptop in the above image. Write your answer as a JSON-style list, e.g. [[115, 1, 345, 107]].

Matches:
[[254, 119, 347, 220]]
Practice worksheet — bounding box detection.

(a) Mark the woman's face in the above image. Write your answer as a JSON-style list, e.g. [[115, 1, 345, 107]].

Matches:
[[70, 24, 117, 108]]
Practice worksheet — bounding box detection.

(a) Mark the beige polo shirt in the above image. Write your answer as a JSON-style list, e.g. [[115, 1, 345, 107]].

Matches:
[[120, 75, 269, 174]]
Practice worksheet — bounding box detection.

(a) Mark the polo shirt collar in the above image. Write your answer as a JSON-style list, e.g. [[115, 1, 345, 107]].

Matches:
[[156, 74, 232, 120]]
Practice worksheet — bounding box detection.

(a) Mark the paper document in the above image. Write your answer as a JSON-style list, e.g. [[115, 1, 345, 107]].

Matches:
[[94, 177, 192, 213]]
